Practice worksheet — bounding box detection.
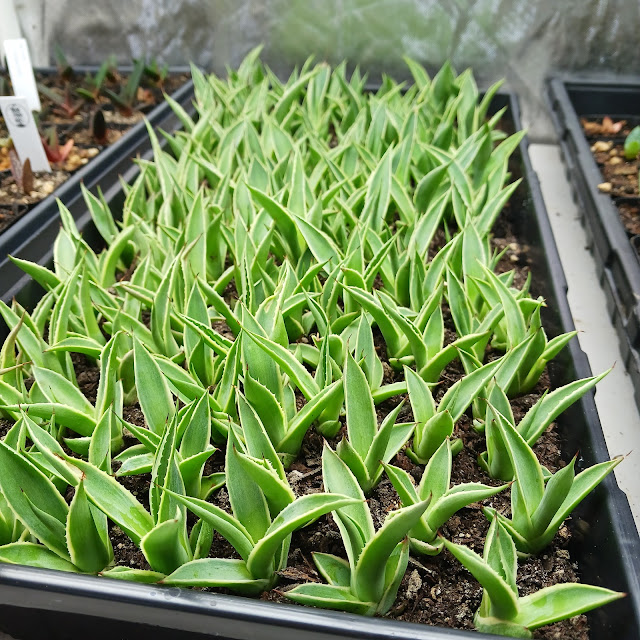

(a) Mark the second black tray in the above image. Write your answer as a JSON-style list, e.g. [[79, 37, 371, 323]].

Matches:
[[547, 74, 640, 409]]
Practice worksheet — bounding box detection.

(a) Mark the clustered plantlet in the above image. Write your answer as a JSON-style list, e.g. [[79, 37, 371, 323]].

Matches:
[[4, 50, 173, 196], [0, 50, 625, 638], [37, 83, 84, 118], [103, 57, 146, 116], [76, 55, 118, 103], [40, 49, 167, 115], [384, 438, 506, 555], [41, 127, 75, 166], [443, 518, 623, 638], [286, 445, 431, 615], [481, 404, 621, 555]]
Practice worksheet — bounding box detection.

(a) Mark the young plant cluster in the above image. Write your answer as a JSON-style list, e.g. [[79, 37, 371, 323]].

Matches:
[[0, 50, 624, 638], [40, 47, 170, 119]]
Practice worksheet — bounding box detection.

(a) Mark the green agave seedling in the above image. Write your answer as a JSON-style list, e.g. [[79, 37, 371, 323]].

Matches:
[[114, 255, 196, 362], [445, 266, 513, 364], [43, 200, 143, 293], [335, 352, 413, 494], [443, 219, 501, 314], [454, 167, 521, 240], [227, 390, 295, 510], [285, 444, 431, 615], [129, 335, 233, 447], [347, 313, 384, 389], [0, 299, 68, 386], [443, 518, 624, 638], [342, 283, 489, 381], [0, 332, 125, 449], [182, 290, 346, 445], [159, 429, 358, 594], [293, 311, 408, 410], [0, 417, 113, 575], [403, 355, 504, 464], [482, 403, 622, 555], [478, 369, 610, 481], [240, 323, 348, 427], [5, 252, 105, 353], [113, 392, 223, 502], [403, 331, 549, 466], [18, 408, 223, 581], [211, 385, 308, 512], [384, 439, 506, 555], [469, 264, 577, 396], [241, 369, 344, 466], [336, 227, 399, 312]]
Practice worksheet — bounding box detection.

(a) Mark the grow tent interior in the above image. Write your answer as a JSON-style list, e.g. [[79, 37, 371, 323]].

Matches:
[[10, 0, 640, 141]]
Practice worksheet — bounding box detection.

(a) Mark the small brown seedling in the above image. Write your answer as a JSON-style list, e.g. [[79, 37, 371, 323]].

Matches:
[[8, 148, 34, 195], [91, 109, 109, 145]]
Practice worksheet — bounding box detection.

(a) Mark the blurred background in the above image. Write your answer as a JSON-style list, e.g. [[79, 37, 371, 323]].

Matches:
[[6, 1, 640, 138]]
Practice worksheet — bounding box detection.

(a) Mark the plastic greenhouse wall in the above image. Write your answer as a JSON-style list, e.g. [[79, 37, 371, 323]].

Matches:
[[8, 0, 640, 140]]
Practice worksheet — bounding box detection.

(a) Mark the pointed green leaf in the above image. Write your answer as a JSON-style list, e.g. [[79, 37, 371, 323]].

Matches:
[[244, 330, 319, 399], [285, 583, 376, 615], [140, 516, 192, 575], [61, 457, 153, 545], [345, 353, 377, 460], [247, 493, 359, 579], [354, 500, 430, 603], [312, 552, 352, 587], [100, 566, 165, 583], [0, 441, 69, 559], [516, 583, 624, 630], [442, 536, 519, 620], [67, 481, 112, 573], [162, 558, 269, 594], [133, 338, 175, 435], [0, 542, 79, 572], [163, 487, 254, 561]]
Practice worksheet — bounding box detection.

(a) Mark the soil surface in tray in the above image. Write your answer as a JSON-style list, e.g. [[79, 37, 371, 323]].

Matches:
[[582, 117, 640, 251], [0, 70, 189, 233], [0, 202, 594, 640]]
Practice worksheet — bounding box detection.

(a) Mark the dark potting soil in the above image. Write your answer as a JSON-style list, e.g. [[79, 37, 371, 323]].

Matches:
[[619, 202, 640, 237], [582, 121, 640, 256], [0, 419, 12, 440]]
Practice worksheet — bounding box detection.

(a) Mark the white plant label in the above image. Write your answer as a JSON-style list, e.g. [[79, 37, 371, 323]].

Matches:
[[3, 38, 41, 112], [0, 97, 50, 172]]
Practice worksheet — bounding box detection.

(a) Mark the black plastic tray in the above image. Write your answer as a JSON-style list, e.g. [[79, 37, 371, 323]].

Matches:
[[0, 91, 639, 640], [546, 75, 640, 408], [0, 66, 194, 306]]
